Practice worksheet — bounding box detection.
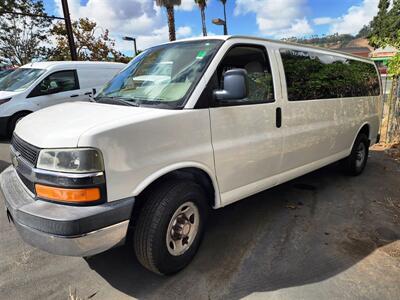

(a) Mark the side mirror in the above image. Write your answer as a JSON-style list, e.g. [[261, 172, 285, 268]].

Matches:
[[214, 69, 248, 102]]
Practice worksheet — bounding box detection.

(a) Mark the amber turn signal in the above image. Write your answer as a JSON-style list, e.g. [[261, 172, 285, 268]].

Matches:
[[35, 184, 101, 203]]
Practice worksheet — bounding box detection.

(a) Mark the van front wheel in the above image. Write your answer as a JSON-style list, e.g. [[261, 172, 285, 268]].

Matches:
[[133, 180, 208, 275], [342, 133, 369, 176]]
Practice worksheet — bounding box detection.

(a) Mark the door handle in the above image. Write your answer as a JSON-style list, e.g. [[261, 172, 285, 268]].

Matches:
[[276, 107, 282, 128], [84, 92, 92, 96], [70, 94, 79, 98]]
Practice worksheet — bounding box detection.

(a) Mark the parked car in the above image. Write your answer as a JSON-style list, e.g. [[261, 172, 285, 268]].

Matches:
[[0, 36, 382, 275], [0, 61, 126, 137]]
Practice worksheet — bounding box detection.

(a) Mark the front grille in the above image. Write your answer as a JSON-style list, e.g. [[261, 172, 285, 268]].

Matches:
[[11, 134, 40, 166]]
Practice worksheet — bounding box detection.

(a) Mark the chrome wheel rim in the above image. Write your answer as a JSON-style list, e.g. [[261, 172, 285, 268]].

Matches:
[[166, 202, 199, 256], [355, 142, 366, 168]]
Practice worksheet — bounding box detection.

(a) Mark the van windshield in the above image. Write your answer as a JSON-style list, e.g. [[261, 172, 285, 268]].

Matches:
[[96, 40, 223, 108], [0, 68, 45, 92]]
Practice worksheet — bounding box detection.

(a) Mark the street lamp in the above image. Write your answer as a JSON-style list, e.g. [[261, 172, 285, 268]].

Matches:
[[123, 36, 137, 56], [212, 18, 227, 35], [212, 0, 228, 35]]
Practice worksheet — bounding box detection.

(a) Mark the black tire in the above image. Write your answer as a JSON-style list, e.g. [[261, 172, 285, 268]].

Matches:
[[342, 133, 369, 176], [133, 180, 208, 275], [8, 112, 29, 137]]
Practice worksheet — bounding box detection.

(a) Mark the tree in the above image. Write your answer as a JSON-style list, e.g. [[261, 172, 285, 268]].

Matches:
[[369, 0, 400, 143], [0, 0, 51, 66], [195, 0, 207, 37], [356, 25, 372, 38], [155, 0, 181, 41], [50, 18, 129, 63], [369, 0, 391, 48]]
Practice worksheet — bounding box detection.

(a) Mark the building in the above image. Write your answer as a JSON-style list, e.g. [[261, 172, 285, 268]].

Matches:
[[338, 47, 372, 58], [370, 46, 398, 75]]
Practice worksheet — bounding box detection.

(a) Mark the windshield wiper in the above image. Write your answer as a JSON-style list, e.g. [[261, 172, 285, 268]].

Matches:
[[95, 96, 139, 107]]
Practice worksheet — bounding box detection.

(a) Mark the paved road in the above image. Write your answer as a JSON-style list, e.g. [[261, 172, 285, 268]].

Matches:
[[0, 140, 399, 300]]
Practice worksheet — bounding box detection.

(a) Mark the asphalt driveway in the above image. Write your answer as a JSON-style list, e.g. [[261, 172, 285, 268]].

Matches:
[[0, 140, 399, 300]]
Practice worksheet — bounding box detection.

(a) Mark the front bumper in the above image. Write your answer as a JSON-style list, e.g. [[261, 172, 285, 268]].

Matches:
[[0, 166, 135, 257]]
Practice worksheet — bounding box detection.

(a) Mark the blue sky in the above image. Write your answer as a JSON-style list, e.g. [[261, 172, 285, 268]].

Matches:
[[42, 0, 379, 56]]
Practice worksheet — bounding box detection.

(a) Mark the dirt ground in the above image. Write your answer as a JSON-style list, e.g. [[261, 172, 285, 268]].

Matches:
[[0, 140, 399, 300]]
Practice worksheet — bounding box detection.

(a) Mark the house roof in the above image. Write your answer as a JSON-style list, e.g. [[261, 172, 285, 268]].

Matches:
[[338, 47, 371, 53]]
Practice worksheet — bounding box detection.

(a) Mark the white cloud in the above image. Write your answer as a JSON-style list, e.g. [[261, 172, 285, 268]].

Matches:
[[176, 0, 196, 11], [176, 26, 192, 37], [234, 0, 313, 38], [283, 18, 314, 38], [313, 17, 337, 26], [53, 0, 193, 53], [317, 0, 379, 35]]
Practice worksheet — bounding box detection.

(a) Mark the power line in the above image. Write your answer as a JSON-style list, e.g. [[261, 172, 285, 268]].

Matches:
[[0, 10, 65, 20], [0, 0, 78, 61]]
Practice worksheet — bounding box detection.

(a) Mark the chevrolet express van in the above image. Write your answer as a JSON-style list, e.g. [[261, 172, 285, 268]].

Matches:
[[0, 36, 382, 275], [0, 61, 125, 137]]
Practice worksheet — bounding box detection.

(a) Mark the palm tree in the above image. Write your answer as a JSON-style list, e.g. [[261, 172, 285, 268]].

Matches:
[[195, 0, 207, 36], [156, 0, 182, 41]]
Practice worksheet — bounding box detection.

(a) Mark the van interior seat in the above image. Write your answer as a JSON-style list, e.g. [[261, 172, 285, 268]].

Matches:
[[244, 61, 264, 74]]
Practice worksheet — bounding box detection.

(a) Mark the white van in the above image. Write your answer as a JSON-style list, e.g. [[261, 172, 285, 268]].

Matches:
[[0, 61, 125, 136], [0, 36, 382, 275]]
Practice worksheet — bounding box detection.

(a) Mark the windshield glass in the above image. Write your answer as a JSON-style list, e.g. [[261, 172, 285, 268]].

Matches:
[[0, 68, 45, 92], [0, 69, 13, 79], [97, 40, 223, 108]]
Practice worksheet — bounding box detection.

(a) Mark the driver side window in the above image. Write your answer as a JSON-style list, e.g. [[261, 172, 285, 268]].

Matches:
[[217, 45, 275, 104], [28, 70, 79, 98]]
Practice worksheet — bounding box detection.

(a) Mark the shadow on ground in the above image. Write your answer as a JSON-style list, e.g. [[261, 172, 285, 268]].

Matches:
[[86, 151, 400, 299]]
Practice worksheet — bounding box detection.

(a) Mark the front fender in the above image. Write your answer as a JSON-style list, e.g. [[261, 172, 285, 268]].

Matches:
[[131, 161, 221, 208]]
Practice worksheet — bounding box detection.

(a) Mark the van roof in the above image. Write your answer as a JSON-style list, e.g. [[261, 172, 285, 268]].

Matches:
[[170, 35, 375, 63], [21, 61, 126, 70]]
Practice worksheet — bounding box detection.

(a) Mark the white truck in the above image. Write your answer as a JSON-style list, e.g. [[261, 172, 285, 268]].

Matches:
[[0, 36, 382, 275]]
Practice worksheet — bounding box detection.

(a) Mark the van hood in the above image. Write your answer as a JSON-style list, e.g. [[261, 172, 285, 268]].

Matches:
[[15, 102, 173, 148], [0, 90, 18, 99]]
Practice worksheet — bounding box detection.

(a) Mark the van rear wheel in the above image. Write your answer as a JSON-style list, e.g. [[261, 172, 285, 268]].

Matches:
[[133, 180, 208, 275], [342, 133, 369, 176]]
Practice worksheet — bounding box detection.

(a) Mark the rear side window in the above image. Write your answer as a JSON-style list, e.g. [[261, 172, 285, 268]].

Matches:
[[280, 49, 380, 101], [29, 70, 79, 97]]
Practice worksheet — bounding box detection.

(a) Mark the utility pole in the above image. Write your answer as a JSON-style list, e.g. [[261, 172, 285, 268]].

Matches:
[[61, 0, 78, 61], [1, 1, 78, 61]]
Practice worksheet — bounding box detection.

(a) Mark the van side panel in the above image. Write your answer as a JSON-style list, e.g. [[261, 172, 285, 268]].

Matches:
[[276, 45, 381, 175], [280, 98, 344, 172], [338, 96, 380, 151], [78, 109, 218, 205]]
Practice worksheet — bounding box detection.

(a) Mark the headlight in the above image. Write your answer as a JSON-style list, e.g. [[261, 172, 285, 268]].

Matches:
[[37, 148, 104, 173]]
